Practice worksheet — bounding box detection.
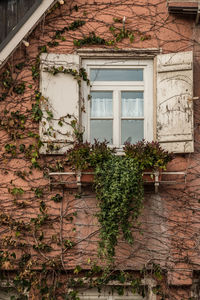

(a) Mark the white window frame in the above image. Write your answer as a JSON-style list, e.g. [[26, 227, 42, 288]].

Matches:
[[82, 59, 153, 149], [77, 279, 157, 300], [0, 280, 29, 299]]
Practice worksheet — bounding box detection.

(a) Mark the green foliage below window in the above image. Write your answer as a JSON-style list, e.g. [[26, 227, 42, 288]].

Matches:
[[67, 140, 173, 259], [95, 156, 144, 258]]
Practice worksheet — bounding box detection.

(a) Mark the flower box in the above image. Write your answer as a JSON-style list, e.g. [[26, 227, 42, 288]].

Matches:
[[142, 170, 162, 183], [80, 169, 162, 184], [80, 170, 94, 183]]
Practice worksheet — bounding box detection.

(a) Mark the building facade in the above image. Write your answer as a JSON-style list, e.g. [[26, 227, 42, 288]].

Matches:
[[0, 0, 200, 299]]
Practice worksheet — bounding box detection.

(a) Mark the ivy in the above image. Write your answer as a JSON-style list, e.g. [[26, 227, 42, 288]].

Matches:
[[38, 45, 47, 54], [45, 66, 90, 86], [10, 111, 26, 124], [31, 214, 48, 228], [13, 82, 26, 94], [5, 144, 17, 155], [95, 156, 144, 258], [67, 140, 173, 260], [1, 111, 27, 137], [47, 41, 59, 47], [0, 2, 172, 297], [73, 32, 106, 47], [51, 194, 63, 203], [64, 239, 75, 249], [33, 243, 52, 252], [15, 62, 25, 70], [1, 68, 13, 89], [73, 5, 79, 12], [0, 92, 7, 101], [10, 187, 25, 196], [31, 92, 43, 122], [73, 24, 151, 48], [53, 20, 85, 40], [19, 144, 26, 153], [19, 254, 31, 268], [24, 144, 40, 168], [31, 46, 47, 80], [69, 20, 85, 30], [35, 188, 44, 198]]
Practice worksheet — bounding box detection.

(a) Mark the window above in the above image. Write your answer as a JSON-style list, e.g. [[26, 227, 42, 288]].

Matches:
[[82, 59, 153, 149], [78, 284, 156, 300]]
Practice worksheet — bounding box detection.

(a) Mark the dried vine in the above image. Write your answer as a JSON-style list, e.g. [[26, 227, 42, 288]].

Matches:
[[0, 0, 199, 299]]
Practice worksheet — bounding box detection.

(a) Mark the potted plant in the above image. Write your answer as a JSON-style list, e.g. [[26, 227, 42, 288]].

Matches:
[[123, 140, 174, 182], [67, 139, 173, 183], [66, 140, 115, 182]]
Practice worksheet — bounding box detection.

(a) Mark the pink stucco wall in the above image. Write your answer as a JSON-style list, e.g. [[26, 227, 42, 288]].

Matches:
[[0, 0, 200, 299]]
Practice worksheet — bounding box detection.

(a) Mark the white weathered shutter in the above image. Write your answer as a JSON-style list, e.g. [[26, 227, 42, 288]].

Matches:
[[157, 51, 194, 153], [40, 53, 80, 154]]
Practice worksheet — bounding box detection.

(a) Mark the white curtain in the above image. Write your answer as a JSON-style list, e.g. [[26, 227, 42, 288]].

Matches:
[[91, 98, 112, 117], [122, 97, 143, 117]]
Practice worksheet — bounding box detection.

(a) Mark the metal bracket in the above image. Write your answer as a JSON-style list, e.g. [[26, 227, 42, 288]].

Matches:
[[49, 170, 187, 194]]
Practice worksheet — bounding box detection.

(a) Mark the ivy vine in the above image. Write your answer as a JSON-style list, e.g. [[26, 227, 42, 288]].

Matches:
[[95, 156, 144, 259], [67, 140, 173, 260], [0, 0, 175, 298]]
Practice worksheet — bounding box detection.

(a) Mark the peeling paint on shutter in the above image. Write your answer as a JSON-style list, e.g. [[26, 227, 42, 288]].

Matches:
[[40, 53, 80, 154], [157, 51, 194, 153]]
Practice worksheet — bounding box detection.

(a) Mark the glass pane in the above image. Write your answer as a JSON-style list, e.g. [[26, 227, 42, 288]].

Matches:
[[121, 91, 144, 117], [90, 120, 113, 144], [121, 120, 144, 144], [90, 68, 143, 81], [91, 91, 113, 117]]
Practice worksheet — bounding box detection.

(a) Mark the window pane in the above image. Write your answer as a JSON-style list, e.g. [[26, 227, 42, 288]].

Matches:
[[90, 120, 113, 143], [121, 91, 144, 117], [121, 120, 144, 144], [90, 68, 143, 81], [91, 91, 113, 117]]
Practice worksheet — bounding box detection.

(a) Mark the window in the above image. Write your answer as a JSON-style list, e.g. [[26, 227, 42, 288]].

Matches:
[[0, 288, 18, 300], [77, 284, 156, 300], [82, 59, 153, 148], [0, 286, 28, 300], [40, 51, 194, 154]]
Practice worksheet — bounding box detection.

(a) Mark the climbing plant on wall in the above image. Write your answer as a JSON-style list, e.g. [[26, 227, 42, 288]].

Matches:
[[0, 0, 194, 299]]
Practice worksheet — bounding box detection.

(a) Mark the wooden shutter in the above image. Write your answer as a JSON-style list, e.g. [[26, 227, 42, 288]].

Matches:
[[40, 53, 80, 154], [157, 51, 194, 153]]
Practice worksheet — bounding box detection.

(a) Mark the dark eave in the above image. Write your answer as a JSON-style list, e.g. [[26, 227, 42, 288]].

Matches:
[[168, 0, 199, 16], [0, 0, 42, 53], [0, 0, 56, 68]]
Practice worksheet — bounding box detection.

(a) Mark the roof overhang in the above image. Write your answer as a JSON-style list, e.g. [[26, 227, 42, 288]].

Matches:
[[0, 0, 57, 68], [168, 0, 199, 16]]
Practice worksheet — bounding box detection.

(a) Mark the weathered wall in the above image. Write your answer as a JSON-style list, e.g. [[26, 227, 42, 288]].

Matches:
[[0, 0, 199, 299]]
